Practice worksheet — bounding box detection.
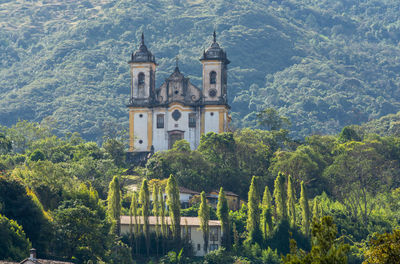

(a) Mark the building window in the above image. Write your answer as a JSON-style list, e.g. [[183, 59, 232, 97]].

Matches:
[[182, 226, 191, 239], [210, 71, 217, 84], [197, 244, 201, 251], [210, 227, 219, 242], [189, 113, 196, 128], [157, 114, 164, 128], [138, 72, 145, 85]]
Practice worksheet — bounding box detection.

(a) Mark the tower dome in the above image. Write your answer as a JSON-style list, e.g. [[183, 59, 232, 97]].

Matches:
[[200, 31, 230, 64], [129, 33, 156, 63]]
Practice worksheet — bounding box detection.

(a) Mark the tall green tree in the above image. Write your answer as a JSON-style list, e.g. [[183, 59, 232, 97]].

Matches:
[[283, 216, 350, 264], [199, 191, 210, 253], [152, 183, 160, 255], [0, 214, 31, 260], [246, 176, 262, 244], [107, 176, 121, 235], [139, 179, 150, 256], [166, 174, 181, 243], [273, 172, 286, 221], [159, 187, 166, 238], [130, 192, 139, 256], [287, 175, 296, 228], [363, 229, 400, 264], [261, 185, 273, 240], [312, 198, 320, 220], [300, 181, 310, 237], [216, 187, 230, 249]]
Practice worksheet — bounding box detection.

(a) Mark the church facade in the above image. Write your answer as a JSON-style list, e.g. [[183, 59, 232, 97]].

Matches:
[[127, 32, 230, 153]]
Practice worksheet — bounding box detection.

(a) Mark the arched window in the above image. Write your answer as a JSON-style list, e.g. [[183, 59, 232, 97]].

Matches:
[[138, 73, 145, 85], [210, 71, 217, 84]]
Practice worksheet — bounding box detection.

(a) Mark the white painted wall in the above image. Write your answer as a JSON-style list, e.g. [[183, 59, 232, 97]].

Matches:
[[204, 111, 220, 134], [151, 106, 200, 152], [133, 112, 148, 151]]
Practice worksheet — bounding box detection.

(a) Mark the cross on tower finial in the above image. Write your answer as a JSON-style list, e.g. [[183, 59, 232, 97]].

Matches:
[[175, 56, 179, 68], [141, 32, 144, 45], [213, 30, 216, 43]]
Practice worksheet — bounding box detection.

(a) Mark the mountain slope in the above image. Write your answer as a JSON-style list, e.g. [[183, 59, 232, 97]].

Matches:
[[1, 0, 400, 141]]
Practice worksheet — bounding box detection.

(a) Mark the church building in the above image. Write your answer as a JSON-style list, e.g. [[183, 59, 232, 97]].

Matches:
[[127, 32, 230, 153]]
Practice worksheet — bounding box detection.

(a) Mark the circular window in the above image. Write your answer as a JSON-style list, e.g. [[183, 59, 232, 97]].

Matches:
[[174, 90, 179, 95], [139, 114, 143, 118], [210, 112, 214, 116], [138, 140, 143, 144], [172, 109, 181, 121], [209, 89, 217, 97]]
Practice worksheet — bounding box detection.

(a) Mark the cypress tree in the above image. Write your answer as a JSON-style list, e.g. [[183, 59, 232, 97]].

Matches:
[[273, 172, 286, 221], [130, 191, 140, 255], [199, 191, 210, 253], [140, 179, 150, 256], [313, 198, 320, 220], [300, 181, 311, 237], [152, 184, 160, 256], [107, 176, 121, 235], [247, 176, 262, 244], [216, 187, 230, 249], [261, 185, 273, 240], [287, 175, 296, 228], [166, 174, 181, 243], [152, 184, 160, 237], [159, 187, 166, 239]]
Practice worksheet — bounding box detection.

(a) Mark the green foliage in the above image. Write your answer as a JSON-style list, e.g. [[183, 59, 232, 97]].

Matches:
[[274, 172, 287, 221], [0, 214, 31, 261], [102, 138, 126, 167], [363, 229, 400, 264], [29, 149, 45, 161], [299, 181, 310, 237], [140, 179, 151, 256], [53, 202, 110, 263], [199, 191, 210, 253], [166, 174, 181, 242], [283, 216, 350, 264], [216, 187, 230, 249], [261, 185, 273, 240], [0, 177, 51, 252], [246, 176, 262, 245], [256, 107, 291, 131], [287, 175, 296, 229], [338, 126, 362, 143], [204, 247, 234, 264], [107, 176, 122, 235], [0, 133, 12, 155]]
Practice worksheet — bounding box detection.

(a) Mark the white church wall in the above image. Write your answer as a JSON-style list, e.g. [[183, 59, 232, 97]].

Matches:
[[130, 64, 152, 98], [133, 112, 148, 151], [204, 110, 220, 134]]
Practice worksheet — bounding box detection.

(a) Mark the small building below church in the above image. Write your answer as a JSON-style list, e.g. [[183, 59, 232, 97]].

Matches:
[[127, 32, 230, 153], [120, 216, 222, 257]]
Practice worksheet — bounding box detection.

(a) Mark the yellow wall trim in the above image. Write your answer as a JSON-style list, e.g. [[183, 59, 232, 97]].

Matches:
[[129, 111, 135, 152], [147, 110, 153, 151]]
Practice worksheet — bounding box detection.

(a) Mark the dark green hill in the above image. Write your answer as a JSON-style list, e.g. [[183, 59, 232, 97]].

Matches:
[[1, 0, 400, 141]]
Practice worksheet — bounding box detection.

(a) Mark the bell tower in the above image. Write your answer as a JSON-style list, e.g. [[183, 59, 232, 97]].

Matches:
[[200, 30, 230, 104], [199, 31, 230, 135], [127, 33, 156, 152]]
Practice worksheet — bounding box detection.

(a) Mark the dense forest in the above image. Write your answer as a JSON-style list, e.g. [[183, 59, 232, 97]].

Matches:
[[2, 0, 400, 141], [1, 121, 400, 263]]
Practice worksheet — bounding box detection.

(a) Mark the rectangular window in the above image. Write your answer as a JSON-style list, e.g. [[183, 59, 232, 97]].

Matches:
[[189, 113, 196, 128], [157, 114, 164, 128], [210, 227, 219, 242], [197, 244, 201, 251]]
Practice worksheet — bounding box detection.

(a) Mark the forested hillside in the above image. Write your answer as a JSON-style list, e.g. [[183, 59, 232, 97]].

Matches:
[[1, 0, 400, 141]]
